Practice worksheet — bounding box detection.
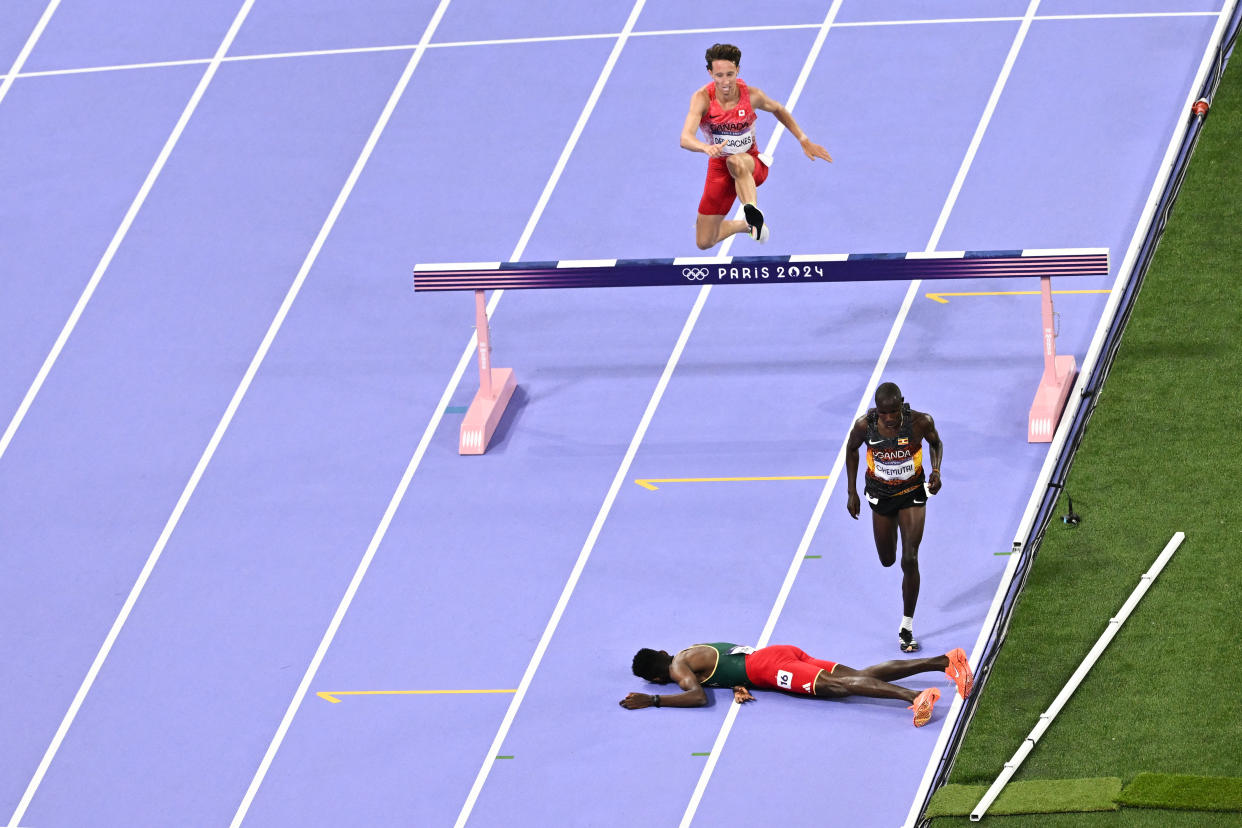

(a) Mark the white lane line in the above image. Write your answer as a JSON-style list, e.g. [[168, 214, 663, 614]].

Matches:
[[3, 1, 260, 824], [0, 0, 251, 467], [455, 289, 713, 828], [904, 1, 1242, 825], [680, 288, 923, 828], [0, 0, 61, 106], [5, 55, 217, 79], [680, 2, 1046, 825], [677, 2, 847, 824], [925, 0, 1041, 247], [0, 11, 1218, 82], [224, 3, 459, 826], [452, 6, 666, 826], [228, 2, 651, 824]]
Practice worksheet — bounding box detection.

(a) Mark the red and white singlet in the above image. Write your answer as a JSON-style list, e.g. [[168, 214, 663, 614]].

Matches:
[[698, 79, 758, 156]]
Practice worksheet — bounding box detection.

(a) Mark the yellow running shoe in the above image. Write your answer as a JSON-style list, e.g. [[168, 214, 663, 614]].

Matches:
[[946, 647, 974, 699], [909, 687, 940, 727]]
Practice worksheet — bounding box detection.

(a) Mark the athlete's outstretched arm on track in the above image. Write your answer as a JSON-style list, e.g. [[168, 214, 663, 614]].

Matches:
[[748, 86, 833, 162], [620, 656, 708, 709], [681, 89, 725, 157], [845, 417, 868, 518]]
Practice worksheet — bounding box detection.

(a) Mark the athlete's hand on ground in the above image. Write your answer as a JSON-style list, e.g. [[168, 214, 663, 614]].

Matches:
[[733, 686, 755, 704], [619, 692, 655, 709], [846, 491, 860, 519], [928, 471, 942, 495], [800, 136, 832, 162]]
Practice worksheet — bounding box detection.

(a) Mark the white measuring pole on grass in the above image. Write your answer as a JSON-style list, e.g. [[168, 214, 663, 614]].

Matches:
[[970, 531, 1185, 821]]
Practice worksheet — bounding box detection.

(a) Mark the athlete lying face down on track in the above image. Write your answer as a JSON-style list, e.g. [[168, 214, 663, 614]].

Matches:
[[621, 642, 972, 727]]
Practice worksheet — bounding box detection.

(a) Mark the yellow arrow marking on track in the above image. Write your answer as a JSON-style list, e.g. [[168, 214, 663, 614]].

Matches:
[[317, 689, 517, 703], [635, 475, 831, 491], [925, 289, 1110, 304]]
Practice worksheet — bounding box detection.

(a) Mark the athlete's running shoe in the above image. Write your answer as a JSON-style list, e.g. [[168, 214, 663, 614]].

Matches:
[[946, 647, 974, 699], [899, 628, 921, 653], [909, 687, 941, 727], [744, 203, 768, 243]]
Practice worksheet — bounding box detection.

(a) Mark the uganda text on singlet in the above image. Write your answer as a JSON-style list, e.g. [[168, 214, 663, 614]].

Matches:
[[864, 403, 925, 499], [696, 643, 755, 688]]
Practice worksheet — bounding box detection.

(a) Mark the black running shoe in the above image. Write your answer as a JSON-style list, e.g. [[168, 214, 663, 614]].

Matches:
[[743, 203, 767, 242], [899, 628, 921, 653]]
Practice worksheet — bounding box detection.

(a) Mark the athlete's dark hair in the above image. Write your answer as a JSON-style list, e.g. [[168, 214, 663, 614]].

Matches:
[[632, 648, 671, 681], [875, 381, 903, 404], [705, 43, 741, 69]]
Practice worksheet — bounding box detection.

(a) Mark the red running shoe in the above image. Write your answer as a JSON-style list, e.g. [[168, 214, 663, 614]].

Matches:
[[946, 647, 974, 699], [909, 687, 941, 727]]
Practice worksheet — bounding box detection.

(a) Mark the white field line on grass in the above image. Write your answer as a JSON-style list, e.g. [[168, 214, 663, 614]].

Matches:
[[970, 532, 1185, 821], [0, 0, 60, 106], [3, 1, 262, 825], [684, 2, 1045, 826], [0, 11, 1219, 83], [226, 1, 650, 824], [901, 1, 1241, 825]]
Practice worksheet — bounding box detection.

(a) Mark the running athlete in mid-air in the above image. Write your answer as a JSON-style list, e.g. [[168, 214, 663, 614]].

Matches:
[[620, 643, 972, 727], [680, 43, 833, 250], [846, 382, 944, 654]]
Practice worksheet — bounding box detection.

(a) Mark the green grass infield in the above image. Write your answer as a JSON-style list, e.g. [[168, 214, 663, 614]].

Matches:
[[1118, 773, 1242, 812], [926, 778, 1122, 817]]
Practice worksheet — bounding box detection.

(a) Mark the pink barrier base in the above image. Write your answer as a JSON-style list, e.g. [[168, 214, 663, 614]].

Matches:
[[1028, 354, 1076, 442], [459, 367, 517, 455]]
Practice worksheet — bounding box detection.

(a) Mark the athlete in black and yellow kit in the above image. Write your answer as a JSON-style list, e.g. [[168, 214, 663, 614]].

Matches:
[[621, 642, 972, 727], [846, 382, 944, 653]]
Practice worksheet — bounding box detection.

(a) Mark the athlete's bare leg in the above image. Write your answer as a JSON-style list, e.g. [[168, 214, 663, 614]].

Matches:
[[725, 152, 757, 206], [814, 655, 950, 703], [897, 505, 927, 617], [872, 511, 899, 566], [695, 213, 750, 250], [872, 506, 925, 617], [854, 655, 948, 682]]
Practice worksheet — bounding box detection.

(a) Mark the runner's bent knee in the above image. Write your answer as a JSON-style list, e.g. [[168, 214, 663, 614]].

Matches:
[[726, 153, 753, 177]]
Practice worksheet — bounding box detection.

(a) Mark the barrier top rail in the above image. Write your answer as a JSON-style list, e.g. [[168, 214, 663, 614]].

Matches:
[[413, 248, 1108, 292]]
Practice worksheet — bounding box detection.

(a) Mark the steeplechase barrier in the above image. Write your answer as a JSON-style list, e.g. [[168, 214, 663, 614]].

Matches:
[[413, 248, 1108, 454]]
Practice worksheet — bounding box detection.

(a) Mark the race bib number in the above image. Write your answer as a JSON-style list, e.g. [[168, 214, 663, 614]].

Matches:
[[776, 670, 793, 689], [728, 645, 756, 655], [875, 459, 916, 481]]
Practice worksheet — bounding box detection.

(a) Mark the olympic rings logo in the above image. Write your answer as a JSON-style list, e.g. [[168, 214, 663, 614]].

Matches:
[[682, 267, 710, 281]]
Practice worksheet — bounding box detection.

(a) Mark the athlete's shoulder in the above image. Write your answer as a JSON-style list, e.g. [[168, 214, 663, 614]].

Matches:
[[745, 84, 777, 110], [911, 409, 938, 434], [847, 414, 869, 443]]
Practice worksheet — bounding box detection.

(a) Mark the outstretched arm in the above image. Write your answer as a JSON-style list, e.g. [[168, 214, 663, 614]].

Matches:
[[749, 87, 832, 162], [845, 418, 866, 518], [619, 657, 708, 709], [920, 414, 943, 494]]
